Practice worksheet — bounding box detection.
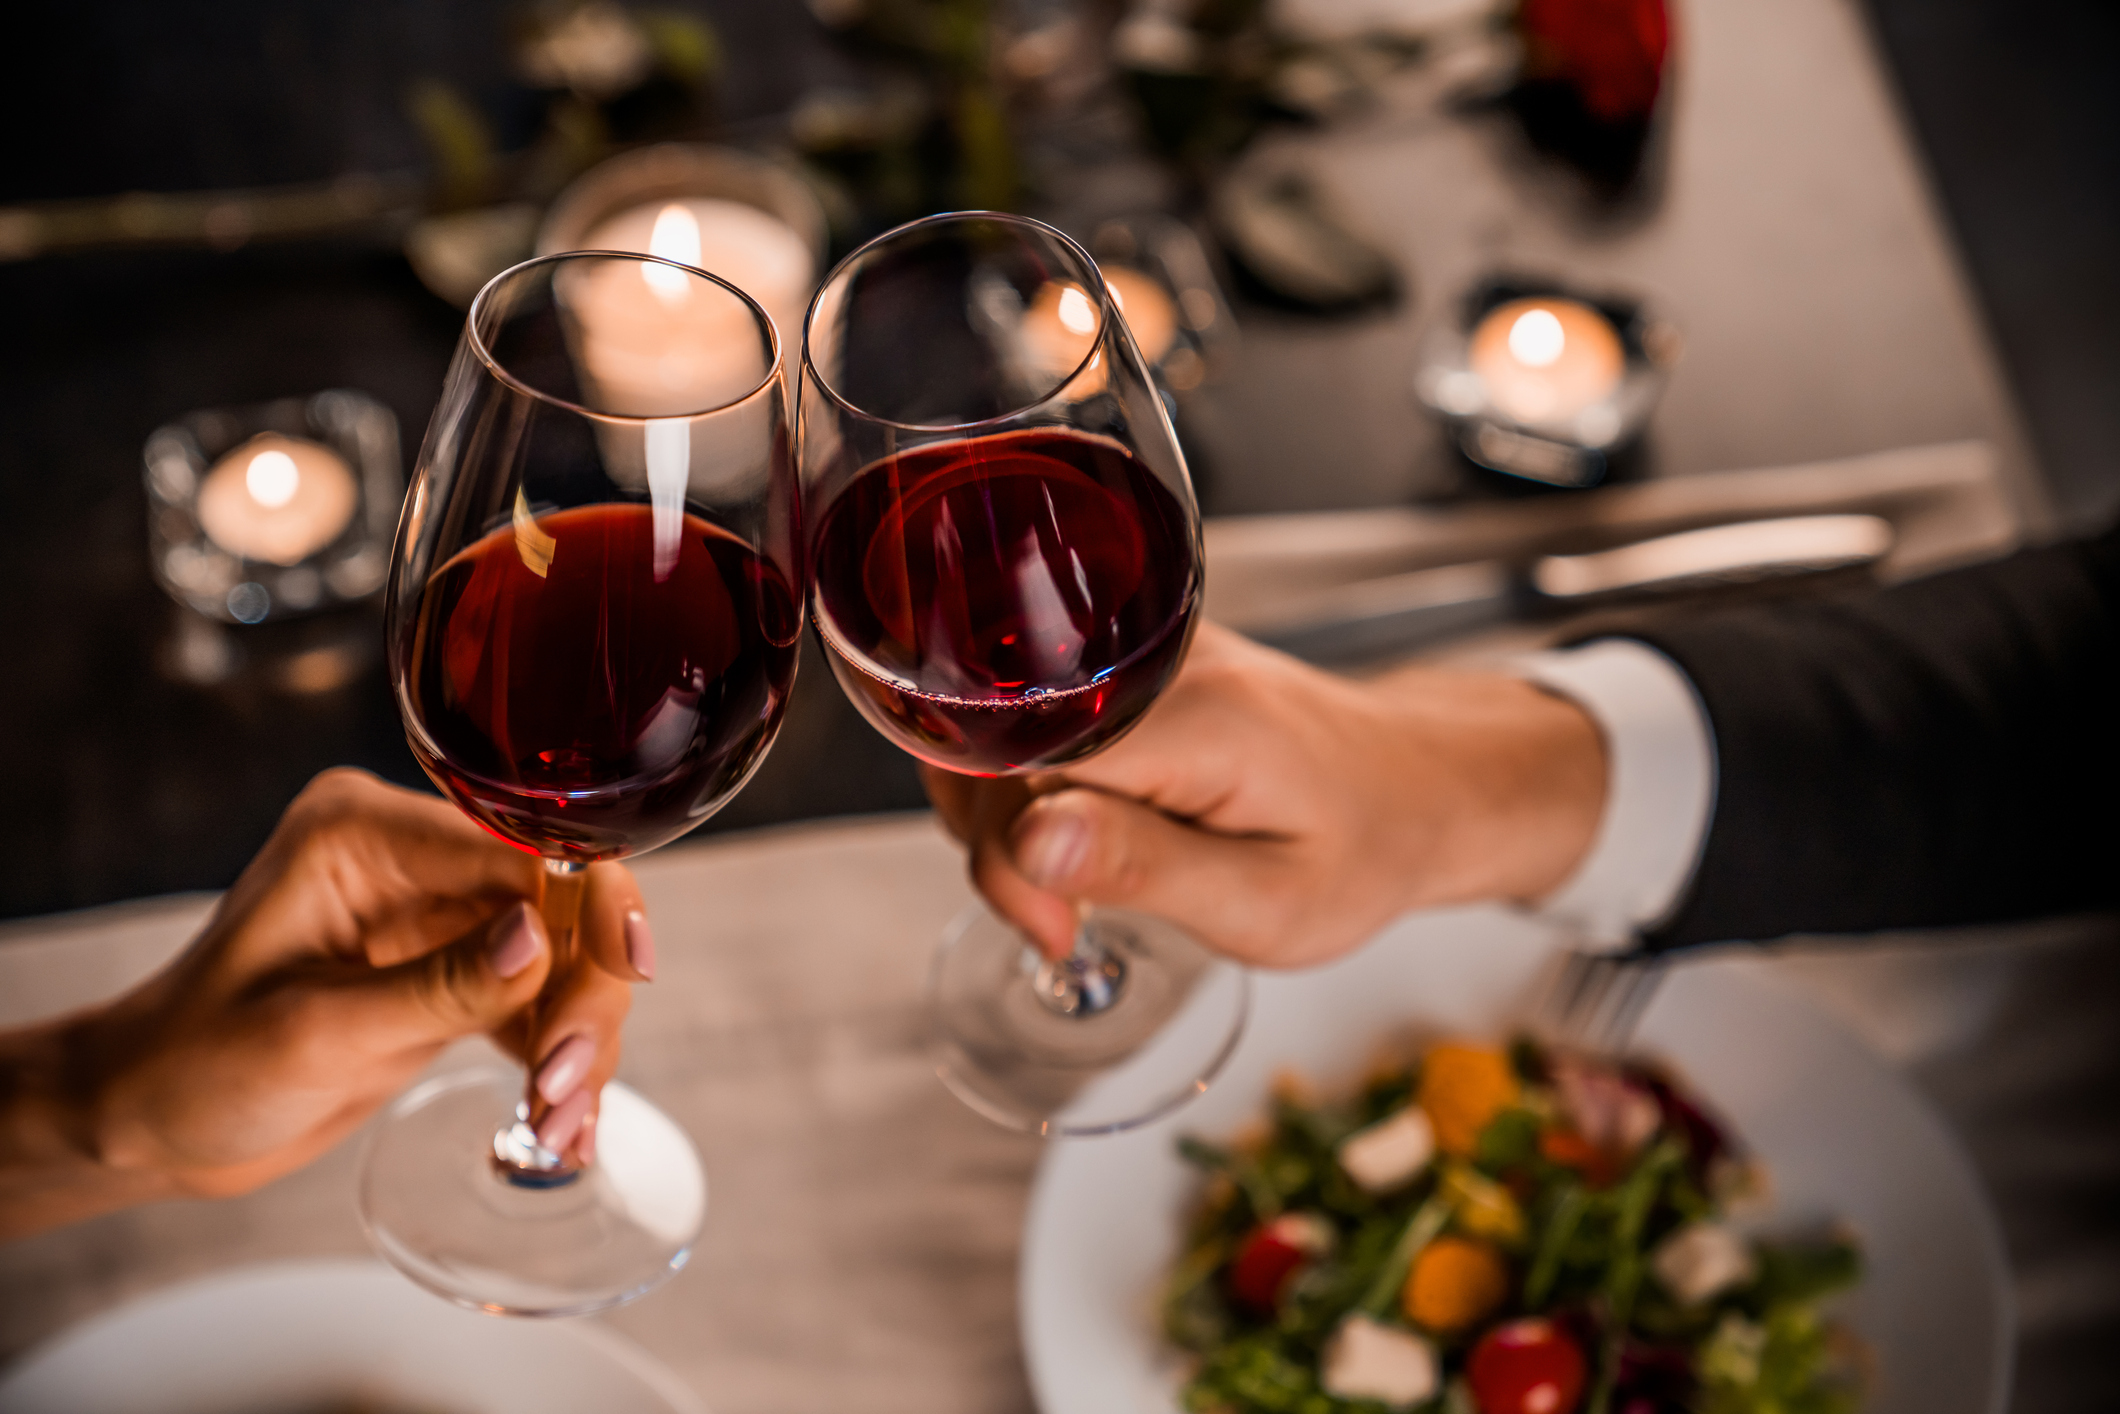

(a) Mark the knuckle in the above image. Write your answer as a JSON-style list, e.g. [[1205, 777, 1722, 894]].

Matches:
[[409, 949, 485, 1031], [293, 768, 375, 820]]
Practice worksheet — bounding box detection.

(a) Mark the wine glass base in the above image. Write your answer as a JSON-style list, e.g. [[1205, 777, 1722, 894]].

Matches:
[[931, 904, 1250, 1137], [358, 1069, 706, 1317]]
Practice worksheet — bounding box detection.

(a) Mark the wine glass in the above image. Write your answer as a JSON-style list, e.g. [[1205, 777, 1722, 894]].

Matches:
[[798, 211, 1249, 1136], [362, 251, 801, 1314]]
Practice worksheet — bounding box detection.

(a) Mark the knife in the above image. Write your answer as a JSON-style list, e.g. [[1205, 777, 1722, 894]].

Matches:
[[1245, 513, 1895, 665]]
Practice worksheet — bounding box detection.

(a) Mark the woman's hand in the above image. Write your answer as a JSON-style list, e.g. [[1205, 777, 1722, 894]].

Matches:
[[925, 623, 1608, 969], [0, 769, 649, 1239]]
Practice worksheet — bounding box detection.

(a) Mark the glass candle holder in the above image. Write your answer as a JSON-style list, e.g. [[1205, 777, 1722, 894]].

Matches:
[[143, 389, 403, 624], [1414, 274, 1680, 488], [1085, 215, 1238, 395]]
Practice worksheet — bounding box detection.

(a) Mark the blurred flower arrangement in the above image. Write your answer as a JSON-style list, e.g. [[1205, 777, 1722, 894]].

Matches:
[[0, 0, 1672, 308], [400, 1, 724, 303], [793, 0, 1028, 222], [1510, 0, 1671, 192], [416, 0, 722, 210]]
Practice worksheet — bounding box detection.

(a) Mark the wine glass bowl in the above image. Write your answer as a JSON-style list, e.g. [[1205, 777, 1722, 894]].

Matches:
[[365, 250, 798, 1313], [390, 252, 799, 864], [799, 212, 1245, 1136], [801, 212, 1200, 777]]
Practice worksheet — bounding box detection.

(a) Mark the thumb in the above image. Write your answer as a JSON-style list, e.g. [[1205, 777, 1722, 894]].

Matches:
[[326, 901, 552, 1053], [1002, 789, 1299, 965]]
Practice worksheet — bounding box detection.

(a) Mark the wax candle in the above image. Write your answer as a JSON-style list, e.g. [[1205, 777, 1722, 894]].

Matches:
[[195, 433, 357, 565], [582, 198, 815, 351], [1105, 266, 1179, 365], [1020, 266, 1181, 388], [565, 203, 788, 418], [1467, 297, 1624, 425]]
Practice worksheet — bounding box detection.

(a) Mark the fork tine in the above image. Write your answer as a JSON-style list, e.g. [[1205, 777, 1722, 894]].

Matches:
[[1534, 943, 1666, 1055]]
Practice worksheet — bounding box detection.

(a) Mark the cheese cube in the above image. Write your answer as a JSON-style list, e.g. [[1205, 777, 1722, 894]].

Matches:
[[1321, 1315, 1440, 1407], [1651, 1221, 1757, 1304], [1338, 1107, 1437, 1193]]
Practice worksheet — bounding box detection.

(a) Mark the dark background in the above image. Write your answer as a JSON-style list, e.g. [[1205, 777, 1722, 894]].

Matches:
[[2, 0, 2116, 921]]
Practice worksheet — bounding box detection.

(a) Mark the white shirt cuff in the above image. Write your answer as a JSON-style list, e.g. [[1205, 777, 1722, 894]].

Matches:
[[1512, 639, 1716, 951]]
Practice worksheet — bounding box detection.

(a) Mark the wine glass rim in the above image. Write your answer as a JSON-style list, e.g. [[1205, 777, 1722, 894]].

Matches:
[[800, 209, 1115, 434], [466, 249, 785, 423]]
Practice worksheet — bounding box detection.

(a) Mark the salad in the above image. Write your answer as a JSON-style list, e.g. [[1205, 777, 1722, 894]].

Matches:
[[1161, 1037, 1862, 1414]]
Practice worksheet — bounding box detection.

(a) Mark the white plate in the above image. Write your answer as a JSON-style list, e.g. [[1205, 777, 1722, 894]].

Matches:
[[1021, 907, 2012, 1414], [0, 1259, 706, 1414]]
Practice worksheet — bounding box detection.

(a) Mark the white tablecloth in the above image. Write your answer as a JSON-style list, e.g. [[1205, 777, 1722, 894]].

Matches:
[[2, 815, 2113, 1414]]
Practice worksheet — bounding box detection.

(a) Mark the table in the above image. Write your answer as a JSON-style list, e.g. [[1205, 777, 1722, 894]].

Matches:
[[2, 815, 2112, 1414], [1177, 0, 2050, 528], [7, 0, 2113, 1404], [0, 817, 1037, 1414], [0, 0, 2055, 918]]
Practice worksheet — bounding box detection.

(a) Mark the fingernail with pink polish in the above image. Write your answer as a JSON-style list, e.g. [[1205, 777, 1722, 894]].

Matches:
[[624, 910, 657, 981], [536, 1089, 593, 1155], [576, 1110, 598, 1166], [488, 903, 544, 980], [1017, 812, 1089, 888], [535, 1033, 596, 1105]]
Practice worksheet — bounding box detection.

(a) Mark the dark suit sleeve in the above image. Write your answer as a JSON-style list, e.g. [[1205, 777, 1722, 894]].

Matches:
[[1610, 520, 2120, 950]]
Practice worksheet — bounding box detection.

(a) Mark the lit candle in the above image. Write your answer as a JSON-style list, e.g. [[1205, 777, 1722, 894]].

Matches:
[[565, 202, 789, 417], [582, 197, 815, 352], [195, 433, 357, 565], [1020, 267, 1181, 388], [1105, 267, 1179, 365], [1467, 297, 1624, 425]]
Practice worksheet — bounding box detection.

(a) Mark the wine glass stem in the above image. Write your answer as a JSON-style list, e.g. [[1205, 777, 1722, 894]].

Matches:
[[1032, 923, 1128, 1018], [491, 857, 590, 1183]]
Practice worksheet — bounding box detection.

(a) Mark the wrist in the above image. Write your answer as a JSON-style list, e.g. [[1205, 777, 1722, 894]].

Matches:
[[1488, 679, 1610, 903], [1368, 669, 1608, 913], [0, 1012, 177, 1239]]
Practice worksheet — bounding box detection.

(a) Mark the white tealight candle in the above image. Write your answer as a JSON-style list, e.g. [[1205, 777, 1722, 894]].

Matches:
[[565, 202, 794, 418], [196, 433, 358, 565], [582, 197, 816, 351], [1467, 296, 1625, 426], [1020, 267, 1182, 390], [1105, 267, 1179, 365]]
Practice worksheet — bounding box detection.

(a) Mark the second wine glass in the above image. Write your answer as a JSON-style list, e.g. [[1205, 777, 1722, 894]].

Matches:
[[365, 250, 801, 1313], [799, 211, 1248, 1136]]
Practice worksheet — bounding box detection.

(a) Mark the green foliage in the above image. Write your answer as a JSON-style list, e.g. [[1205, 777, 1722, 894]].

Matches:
[[799, 0, 1020, 221], [1696, 1306, 1862, 1414], [1474, 1107, 1543, 1171], [1749, 1240, 1863, 1312], [636, 11, 721, 83], [407, 80, 497, 210]]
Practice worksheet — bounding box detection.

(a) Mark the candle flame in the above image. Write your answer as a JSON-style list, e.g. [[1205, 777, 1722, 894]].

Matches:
[[642, 203, 702, 305], [1507, 308, 1566, 368], [1057, 285, 1097, 335], [245, 449, 300, 508]]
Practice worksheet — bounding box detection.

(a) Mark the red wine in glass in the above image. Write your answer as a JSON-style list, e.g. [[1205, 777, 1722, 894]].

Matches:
[[367, 250, 794, 1317], [405, 501, 799, 861], [811, 428, 1197, 775], [799, 212, 1241, 1140]]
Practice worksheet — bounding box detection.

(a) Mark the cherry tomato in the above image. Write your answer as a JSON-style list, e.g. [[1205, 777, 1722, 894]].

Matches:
[[1468, 1318, 1588, 1414], [1226, 1214, 1330, 1317]]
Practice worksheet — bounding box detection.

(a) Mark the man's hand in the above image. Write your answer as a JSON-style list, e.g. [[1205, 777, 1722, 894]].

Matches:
[[925, 623, 1608, 968], [0, 769, 648, 1238]]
